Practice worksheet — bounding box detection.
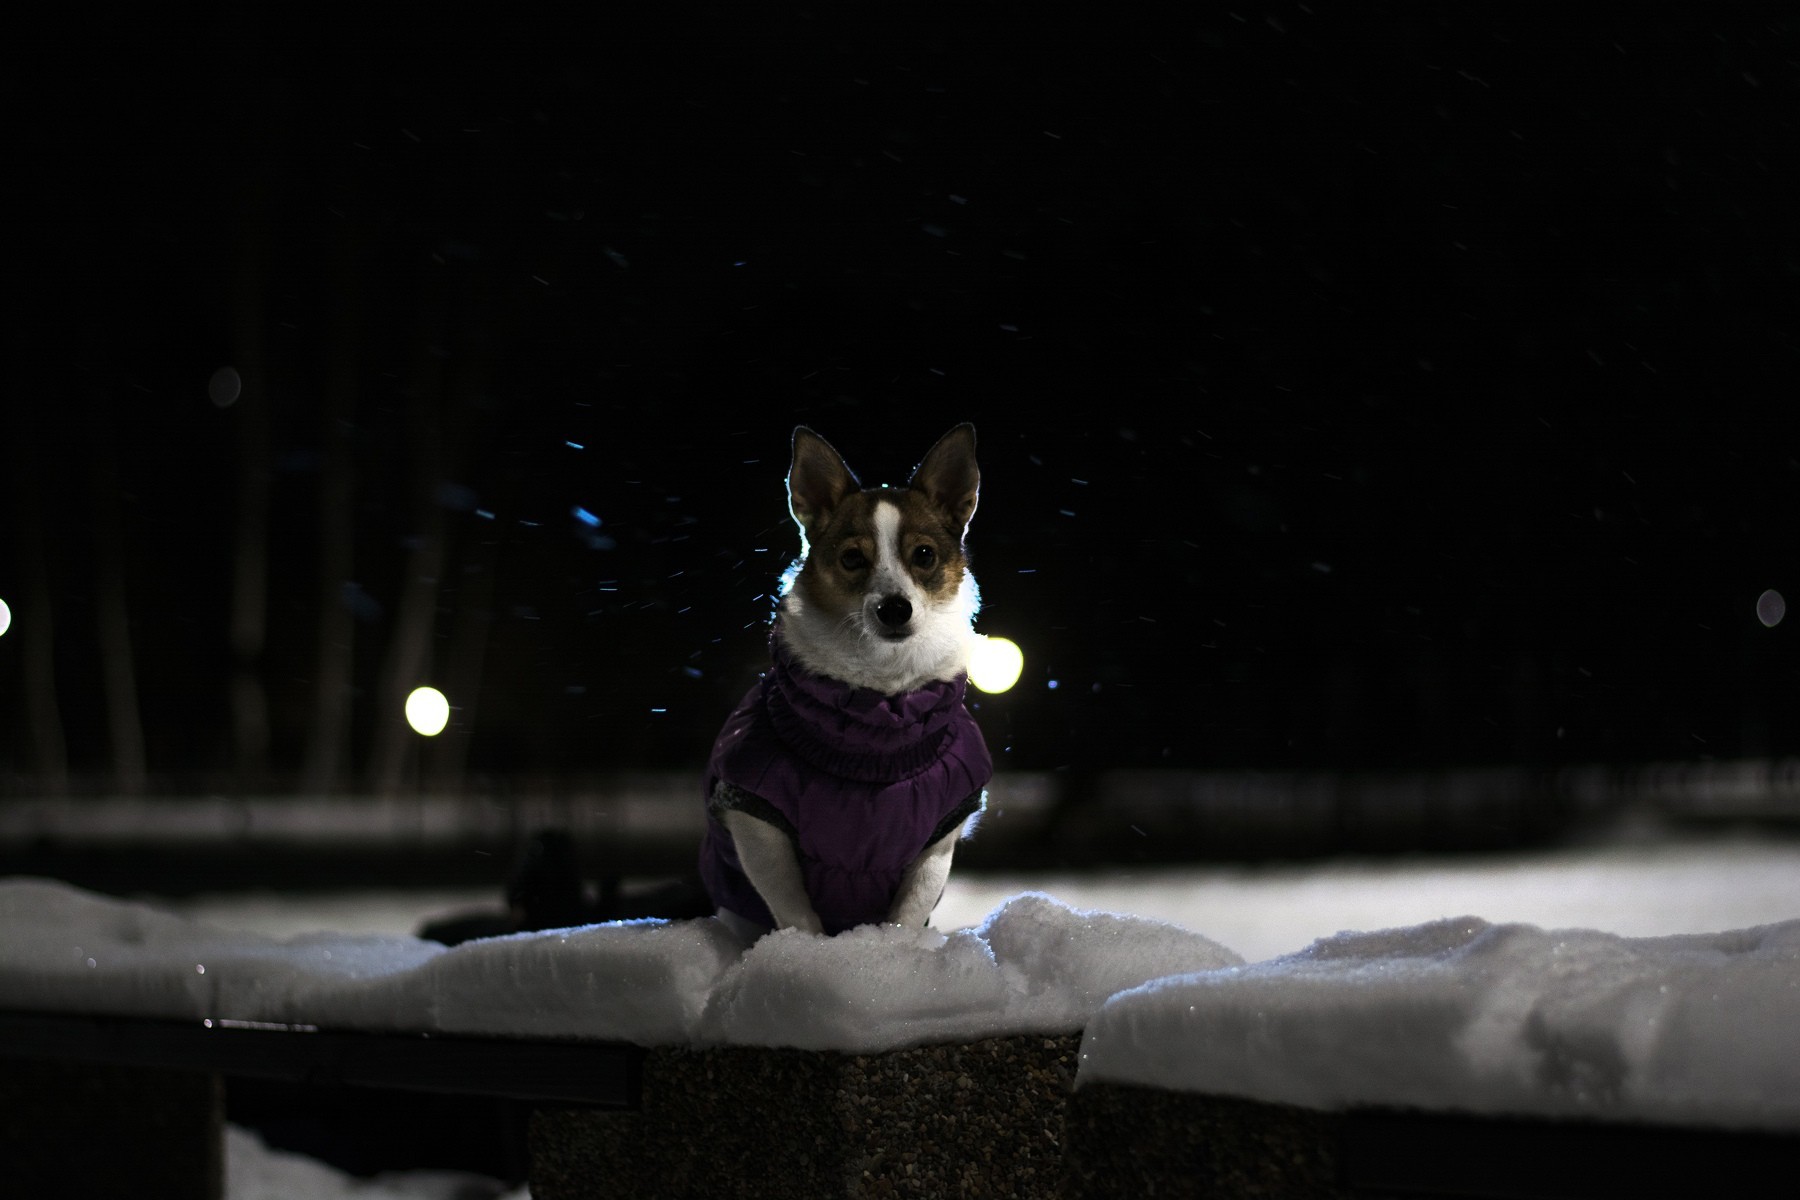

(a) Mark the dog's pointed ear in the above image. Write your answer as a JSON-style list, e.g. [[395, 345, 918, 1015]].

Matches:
[[788, 426, 860, 531], [909, 423, 980, 539]]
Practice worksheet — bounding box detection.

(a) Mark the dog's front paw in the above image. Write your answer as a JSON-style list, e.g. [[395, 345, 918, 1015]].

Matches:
[[764, 903, 826, 935]]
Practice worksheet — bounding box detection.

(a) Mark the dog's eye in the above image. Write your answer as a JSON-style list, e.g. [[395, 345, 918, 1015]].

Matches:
[[839, 548, 868, 571], [911, 545, 936, 569]]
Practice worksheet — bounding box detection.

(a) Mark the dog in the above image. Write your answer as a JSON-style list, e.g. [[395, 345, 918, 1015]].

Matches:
[[698, 424, 993, 937]]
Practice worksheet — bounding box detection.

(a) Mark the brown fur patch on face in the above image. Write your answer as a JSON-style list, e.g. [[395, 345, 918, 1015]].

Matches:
[[794, 491, 879, 619], [890, 488, 969, 602], [794, 490, 969, 615]]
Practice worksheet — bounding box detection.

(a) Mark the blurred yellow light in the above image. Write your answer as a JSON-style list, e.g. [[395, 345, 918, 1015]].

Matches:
[[0, 597, 10, 638], [968, 635, 1024, 694], [405, 686, 450, 736]]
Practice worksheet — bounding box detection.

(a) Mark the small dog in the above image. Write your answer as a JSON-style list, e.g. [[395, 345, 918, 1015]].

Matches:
[[699, 424, 993, 937]]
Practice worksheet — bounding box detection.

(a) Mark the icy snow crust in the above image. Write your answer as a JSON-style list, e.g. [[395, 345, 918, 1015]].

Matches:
[[4, 877, 1796, 1130], [0, 881, 1236, 1048], [1080, 915, 1800, 1131], [701, 895, 1243, 1050]]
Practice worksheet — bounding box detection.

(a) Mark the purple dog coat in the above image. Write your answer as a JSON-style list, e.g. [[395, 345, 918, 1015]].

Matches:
[[699, 632, 992, 934]]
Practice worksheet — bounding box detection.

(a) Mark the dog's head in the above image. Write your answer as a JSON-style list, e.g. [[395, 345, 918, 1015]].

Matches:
[[776, 424, 981, 694]]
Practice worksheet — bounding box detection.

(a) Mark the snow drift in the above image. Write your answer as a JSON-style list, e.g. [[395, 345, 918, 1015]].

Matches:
[[1079, 915, 1800, 1131], [3, 876, 1796, 1131], [0, 881, 1235, 1048]]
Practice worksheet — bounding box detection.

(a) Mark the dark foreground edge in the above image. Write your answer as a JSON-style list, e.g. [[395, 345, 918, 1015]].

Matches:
[[4, 1011, 1797, 1198], [0, 1009, 640, 1107]]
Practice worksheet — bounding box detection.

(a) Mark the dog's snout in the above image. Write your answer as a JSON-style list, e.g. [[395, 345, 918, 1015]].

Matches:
[[875, 595, 913, 628]]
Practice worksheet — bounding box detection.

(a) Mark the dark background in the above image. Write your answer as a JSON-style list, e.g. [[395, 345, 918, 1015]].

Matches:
[[6, 3, 1799, 800]]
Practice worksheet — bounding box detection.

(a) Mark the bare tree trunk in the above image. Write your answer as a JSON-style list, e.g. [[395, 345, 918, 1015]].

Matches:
[[85, 399, 149, 795], [367, 274, 456, 797], [427, 517, 503, 794], [227, 172, 274, 787], [423, 309, 505, 798], [6, 404, 69, 794], [298, 230, 362, 796]]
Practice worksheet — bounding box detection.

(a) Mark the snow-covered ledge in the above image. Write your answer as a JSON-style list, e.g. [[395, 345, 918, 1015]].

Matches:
[[4, 878, 1799, 1196], [0, 880, 1240, 1048], [1081, 915, 1800, 1133]]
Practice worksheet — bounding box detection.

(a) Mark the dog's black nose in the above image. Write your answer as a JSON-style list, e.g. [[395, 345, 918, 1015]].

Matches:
[[875, 595, 912, 628]]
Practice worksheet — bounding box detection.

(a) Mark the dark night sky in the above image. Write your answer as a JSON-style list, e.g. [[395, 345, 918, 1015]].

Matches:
[[5, 4, 1799, 791]]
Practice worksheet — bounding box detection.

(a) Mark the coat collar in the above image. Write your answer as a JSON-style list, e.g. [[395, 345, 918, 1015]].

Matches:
[[763, 627, 971, 783]]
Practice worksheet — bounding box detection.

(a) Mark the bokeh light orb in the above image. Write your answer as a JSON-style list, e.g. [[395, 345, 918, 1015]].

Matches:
[[208, 366, 242, 409], [0, 597, 11, 638], [1757, 589, 1786, 629], [404, 686, 450, 736], [968, 635, 1024, 694]]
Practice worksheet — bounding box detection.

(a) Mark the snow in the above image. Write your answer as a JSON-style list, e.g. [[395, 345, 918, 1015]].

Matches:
[[225, 1124, 523, 1200], [1078, 916, 1800, 1132], [932, 833, 1800, 962], [0, 882, 1232, 1050], [697, 893, 1240, 1051], [175, 832, 1800, 963], [5, 833, 1798, 1140]]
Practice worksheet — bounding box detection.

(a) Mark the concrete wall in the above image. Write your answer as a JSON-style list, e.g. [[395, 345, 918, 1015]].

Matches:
[[530, 1035, 1345, 1200]]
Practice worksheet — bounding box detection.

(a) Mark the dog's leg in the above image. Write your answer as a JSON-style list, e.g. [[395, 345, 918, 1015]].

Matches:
[[886, 827, 960, 927], [722, 809, 825, 934]]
